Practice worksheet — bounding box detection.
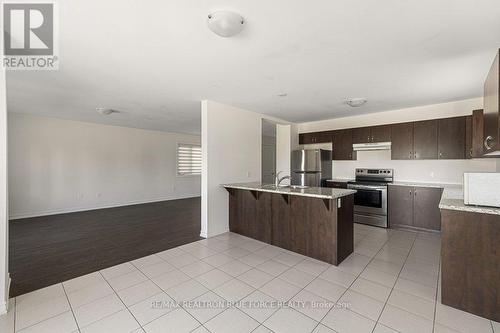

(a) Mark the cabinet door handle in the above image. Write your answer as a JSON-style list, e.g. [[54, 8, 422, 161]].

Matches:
[[484, 136, 494, 150], [409, 190, 412, 195], [409, 151, 412, 159], [439, 152, 443, 158], [469, 149, 473, 157]]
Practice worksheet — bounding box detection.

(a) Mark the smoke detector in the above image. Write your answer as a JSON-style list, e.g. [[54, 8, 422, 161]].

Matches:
[[207, 11, 245, 37], [346, 98, 367, 107], [96, 108, 119, 115]]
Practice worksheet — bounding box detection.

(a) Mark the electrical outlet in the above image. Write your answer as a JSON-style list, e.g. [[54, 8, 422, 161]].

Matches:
[[247, 171, 251, 178]]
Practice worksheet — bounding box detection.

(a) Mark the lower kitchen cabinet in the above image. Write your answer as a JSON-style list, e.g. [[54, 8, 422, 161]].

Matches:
[[388, 185, 414, 226], [325, 181, 348, 189], [388, 185, 443, 231]]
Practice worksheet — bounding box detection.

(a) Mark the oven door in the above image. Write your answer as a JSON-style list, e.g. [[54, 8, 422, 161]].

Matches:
[[347, 184, 387, 215]]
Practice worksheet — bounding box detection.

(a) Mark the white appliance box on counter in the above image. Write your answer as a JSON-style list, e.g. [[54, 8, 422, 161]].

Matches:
[[463, 173, 500, 208]]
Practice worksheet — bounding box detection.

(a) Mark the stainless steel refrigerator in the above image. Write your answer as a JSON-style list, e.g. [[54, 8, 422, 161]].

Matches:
[[291, 149, 332, 187]]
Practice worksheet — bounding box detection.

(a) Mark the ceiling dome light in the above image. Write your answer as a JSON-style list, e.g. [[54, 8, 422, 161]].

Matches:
[[96, 107, 119, 115], [346, 98, 367, 107], [207, 11, 244, 37]]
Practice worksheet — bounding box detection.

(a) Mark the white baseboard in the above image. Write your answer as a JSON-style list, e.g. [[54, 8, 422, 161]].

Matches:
[[9, 194, 201, 220]]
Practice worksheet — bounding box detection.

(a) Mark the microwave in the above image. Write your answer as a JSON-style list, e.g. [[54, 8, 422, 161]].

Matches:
[[463, 173, 500, 208]]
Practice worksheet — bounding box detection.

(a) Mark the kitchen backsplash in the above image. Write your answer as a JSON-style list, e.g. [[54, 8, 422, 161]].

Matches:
[[332, 150, 498, 184]]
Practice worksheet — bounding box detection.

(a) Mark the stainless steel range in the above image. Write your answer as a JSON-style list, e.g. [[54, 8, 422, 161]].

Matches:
[[347, 168, 394, 228]]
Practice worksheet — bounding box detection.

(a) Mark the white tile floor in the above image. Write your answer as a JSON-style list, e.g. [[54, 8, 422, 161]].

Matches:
[[1, 224, 499, 333]]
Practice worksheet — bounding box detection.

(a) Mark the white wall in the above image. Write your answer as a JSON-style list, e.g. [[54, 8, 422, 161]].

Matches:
[[276, 124, 292, 183], [8, 113, 201, 219], [333, 150, 496, 184], [0, 65, 8, 312], [201, 101, 289, 238], [299, 98, 498, 184]]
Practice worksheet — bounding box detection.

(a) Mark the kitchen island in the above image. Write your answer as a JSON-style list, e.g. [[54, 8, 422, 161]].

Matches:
[[223, 182, 356, 265]]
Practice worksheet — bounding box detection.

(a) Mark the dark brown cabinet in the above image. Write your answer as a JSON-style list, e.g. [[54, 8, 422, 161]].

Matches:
[[482, 49, 499, 155], [391, 120, 438, 160], [299, 131, 332, 144], [352, 125, 391, 144], [352, 127, 371, 144], [441, 208, 500, 322], [371, 125, 392, 143], [414, 120, 438, 159], [228, 189, 272, 243], [468, 109, 485, 158], [388, 185, 443, 231], [466, 116, 473, 159], [332, 129, 356, 160], [300, 114, 479, 161], [326, 181, 348, 189], [388, 185, 414, 227], [438, 117, 466, 159], [413, 187, 443, 230], [391, 122, 414, 160]]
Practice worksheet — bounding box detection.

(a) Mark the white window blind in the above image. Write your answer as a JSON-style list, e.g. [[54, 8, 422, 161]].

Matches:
[[177, 143, 202, 176]]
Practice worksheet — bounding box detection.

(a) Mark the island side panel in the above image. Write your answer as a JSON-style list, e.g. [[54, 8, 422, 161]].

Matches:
[[441, 209, 500, 322], [336, 194, 354, 264], [305, 196, 337, 264]]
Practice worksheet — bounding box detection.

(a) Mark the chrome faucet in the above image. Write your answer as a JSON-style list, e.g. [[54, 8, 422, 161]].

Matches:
[[275, 171, 291, 187]]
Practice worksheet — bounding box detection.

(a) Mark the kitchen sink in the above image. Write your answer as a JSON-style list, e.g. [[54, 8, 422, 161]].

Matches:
[[262, 184, 309, 190]]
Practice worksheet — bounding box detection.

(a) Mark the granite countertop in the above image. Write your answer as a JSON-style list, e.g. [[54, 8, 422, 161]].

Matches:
[[222, 182, 356, 199], [435, 183, 500, 215], [388, 181, 462, 189], [326, 178, 353, 183], [439, 198, 500, 216]]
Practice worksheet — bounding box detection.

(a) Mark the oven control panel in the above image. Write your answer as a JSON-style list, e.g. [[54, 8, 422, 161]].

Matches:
[[356, 168, 393, 176]]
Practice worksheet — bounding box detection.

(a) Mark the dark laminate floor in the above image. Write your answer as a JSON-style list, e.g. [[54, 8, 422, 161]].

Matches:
[[9, 197, 201, 297]]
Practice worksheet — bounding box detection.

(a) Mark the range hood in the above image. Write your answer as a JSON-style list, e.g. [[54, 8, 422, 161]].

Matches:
[[352, 142, 392, 151]]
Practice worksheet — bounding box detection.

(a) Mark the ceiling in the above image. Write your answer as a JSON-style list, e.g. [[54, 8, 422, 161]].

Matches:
[[6, 0, 500, 135]]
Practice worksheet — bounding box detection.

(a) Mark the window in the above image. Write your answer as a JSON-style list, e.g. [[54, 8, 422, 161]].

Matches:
[[177, 143, 202, 176]]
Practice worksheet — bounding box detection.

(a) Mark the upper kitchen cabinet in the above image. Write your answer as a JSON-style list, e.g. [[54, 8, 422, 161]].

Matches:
[[352, 125, 391, 144], [466, 115, 473, 159], [332, 129, 356, 160], [391, 120, 438, 160], [391, 122, 414, 160], [371, 125, 392, 143], [352, 127, 371, 144], [467, 110, 485, 158], [299, 131, 332, 144], [414, 120, 438, 159], [438, 117, 466, 159], [483, 49, 500, 155]]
